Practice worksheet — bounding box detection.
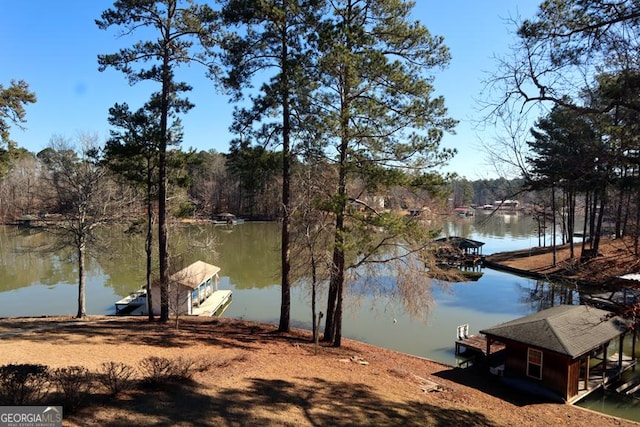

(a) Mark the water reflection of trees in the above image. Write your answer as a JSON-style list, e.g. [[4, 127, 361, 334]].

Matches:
[[441, 213, 541, 242], [342, 255, 449, 323], [211, 223, 281, 289], [0, 226, 76, 292], [96, 222, 282, 293], [93, 226, 147, 297], [518, 279, 578, 312]]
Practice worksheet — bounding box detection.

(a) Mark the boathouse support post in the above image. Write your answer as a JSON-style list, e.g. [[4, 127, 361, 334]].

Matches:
[[619, 334, 624, 373], [585, 355, 590, 390], [485, 337, 491, 372], [603, 342, 608, 382], [633, 331, 637, 372]]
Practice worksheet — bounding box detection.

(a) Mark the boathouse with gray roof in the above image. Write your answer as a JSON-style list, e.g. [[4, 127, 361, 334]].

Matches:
[[480, 305, 635, 403]]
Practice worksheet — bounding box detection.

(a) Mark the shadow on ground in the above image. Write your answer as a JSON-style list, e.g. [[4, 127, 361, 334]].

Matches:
[[433, 366, 555, 407], [71, 375, 500, 427], [0, 318, 312, 352]]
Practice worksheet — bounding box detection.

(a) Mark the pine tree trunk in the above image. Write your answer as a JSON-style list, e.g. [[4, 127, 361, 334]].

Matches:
[[146, 163, 154, 321], [278, 12, 291, 333], [159, 44, 171, 323], [593, 192, 606, 253]]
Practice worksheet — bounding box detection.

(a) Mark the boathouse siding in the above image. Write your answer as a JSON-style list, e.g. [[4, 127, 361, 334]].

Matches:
[[498, 338, 578, 399], [481, 305, 629, 402]]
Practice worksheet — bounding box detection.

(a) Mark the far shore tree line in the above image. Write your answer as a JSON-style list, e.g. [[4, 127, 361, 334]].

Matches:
[[2, 0, 640, 339], [0, 144, 443, 223]]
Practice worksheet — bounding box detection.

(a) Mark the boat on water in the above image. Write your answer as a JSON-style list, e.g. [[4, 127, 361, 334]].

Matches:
[[115, 260, 232, 317]]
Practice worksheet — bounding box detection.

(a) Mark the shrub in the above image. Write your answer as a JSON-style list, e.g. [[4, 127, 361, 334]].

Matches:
[[139, 356, 209, 385], [168, 356, 210, 380], [172, 201, 195, 218], [98, 361, 136, 397], [51, 366, 94, 413], [139, 356, 174, 385], [0, 363, 49, 404]]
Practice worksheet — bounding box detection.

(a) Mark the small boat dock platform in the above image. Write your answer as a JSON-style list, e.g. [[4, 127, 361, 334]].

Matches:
[[192, 290, 232, 317], [455, 324, 505, 367]]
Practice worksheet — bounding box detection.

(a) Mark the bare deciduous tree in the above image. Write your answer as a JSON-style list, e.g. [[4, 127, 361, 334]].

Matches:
[[40, 134, 120, 318]]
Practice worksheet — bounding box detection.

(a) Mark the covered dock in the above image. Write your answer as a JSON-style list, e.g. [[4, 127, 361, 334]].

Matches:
[[480, 305, 636, 404], [116, 261, 232, 317], [434, 237, 485, 268], [434, 236, 485, 256]]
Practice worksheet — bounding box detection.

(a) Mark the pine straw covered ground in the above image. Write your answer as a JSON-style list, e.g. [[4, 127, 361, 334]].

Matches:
[[485, 236, 640, 282], [0, 316, 636, 426]]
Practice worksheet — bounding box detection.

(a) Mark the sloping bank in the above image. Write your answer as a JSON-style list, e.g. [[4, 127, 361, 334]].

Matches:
[[482, 245, 601, 287]]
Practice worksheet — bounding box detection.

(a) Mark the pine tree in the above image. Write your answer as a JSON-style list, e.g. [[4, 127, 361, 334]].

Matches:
[[97, 0, 218, 321], [219, 0, 324, 332], [316, 0, 456, 346]]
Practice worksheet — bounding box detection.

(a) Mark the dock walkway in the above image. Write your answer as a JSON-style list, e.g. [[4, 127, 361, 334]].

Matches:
[[455, 334, 505, 358], [569, 354, 637, 404], [192, 290, 232, 317]]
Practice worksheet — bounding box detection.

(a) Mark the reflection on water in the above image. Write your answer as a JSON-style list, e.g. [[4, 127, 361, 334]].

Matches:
[[578, 370, 640, 422], [2, 214, 637, 419]]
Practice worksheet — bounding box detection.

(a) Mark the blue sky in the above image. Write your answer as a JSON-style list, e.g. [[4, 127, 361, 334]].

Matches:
[[2, 1, 540, 179]]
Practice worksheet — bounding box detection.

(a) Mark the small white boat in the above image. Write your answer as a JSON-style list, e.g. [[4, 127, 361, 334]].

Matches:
[[114, 289, 147, 315]]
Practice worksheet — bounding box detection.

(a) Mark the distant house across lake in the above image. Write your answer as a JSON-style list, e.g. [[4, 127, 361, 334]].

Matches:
[[494, 200, 519, 211]]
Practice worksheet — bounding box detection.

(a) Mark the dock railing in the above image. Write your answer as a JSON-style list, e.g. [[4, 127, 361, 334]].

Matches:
[[456, 324, 469, 340]]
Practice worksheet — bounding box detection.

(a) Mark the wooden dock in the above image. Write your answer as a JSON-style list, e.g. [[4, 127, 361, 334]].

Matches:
[[455, 334, 505, 357], [568, 354, 637, 404], [192, 290, 232, 317]]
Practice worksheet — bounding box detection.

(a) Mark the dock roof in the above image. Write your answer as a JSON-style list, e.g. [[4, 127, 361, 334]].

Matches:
[[434, 236, 485, 249], [480, 305, 628, 358], [170, 261, 221, 289]]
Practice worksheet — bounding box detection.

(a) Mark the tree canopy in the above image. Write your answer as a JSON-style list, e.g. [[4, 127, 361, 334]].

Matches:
[[0, 80, 36, 175], [0, 80, 36, 149], [491, 0, 640, 116]]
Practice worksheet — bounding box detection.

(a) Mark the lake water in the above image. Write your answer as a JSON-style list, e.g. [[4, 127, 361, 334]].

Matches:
[[0, 212, 636, 421]]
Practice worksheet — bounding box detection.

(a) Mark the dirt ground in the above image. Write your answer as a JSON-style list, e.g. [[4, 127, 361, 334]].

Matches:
[[0, 315, 636, 427]]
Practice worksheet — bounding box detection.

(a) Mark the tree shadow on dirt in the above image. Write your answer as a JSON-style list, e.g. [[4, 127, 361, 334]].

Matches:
[[72, 375, 500, 427], [433, 366, 555, 407], [0, 318, 314, 352]]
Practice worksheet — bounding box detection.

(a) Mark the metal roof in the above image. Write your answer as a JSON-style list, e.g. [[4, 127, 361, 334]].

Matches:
[[169, 261, 221, 289], [480, 305, 628, 358]]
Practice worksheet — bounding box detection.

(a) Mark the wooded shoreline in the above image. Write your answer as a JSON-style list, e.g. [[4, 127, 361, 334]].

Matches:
[[485, 236, 639, 290]]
